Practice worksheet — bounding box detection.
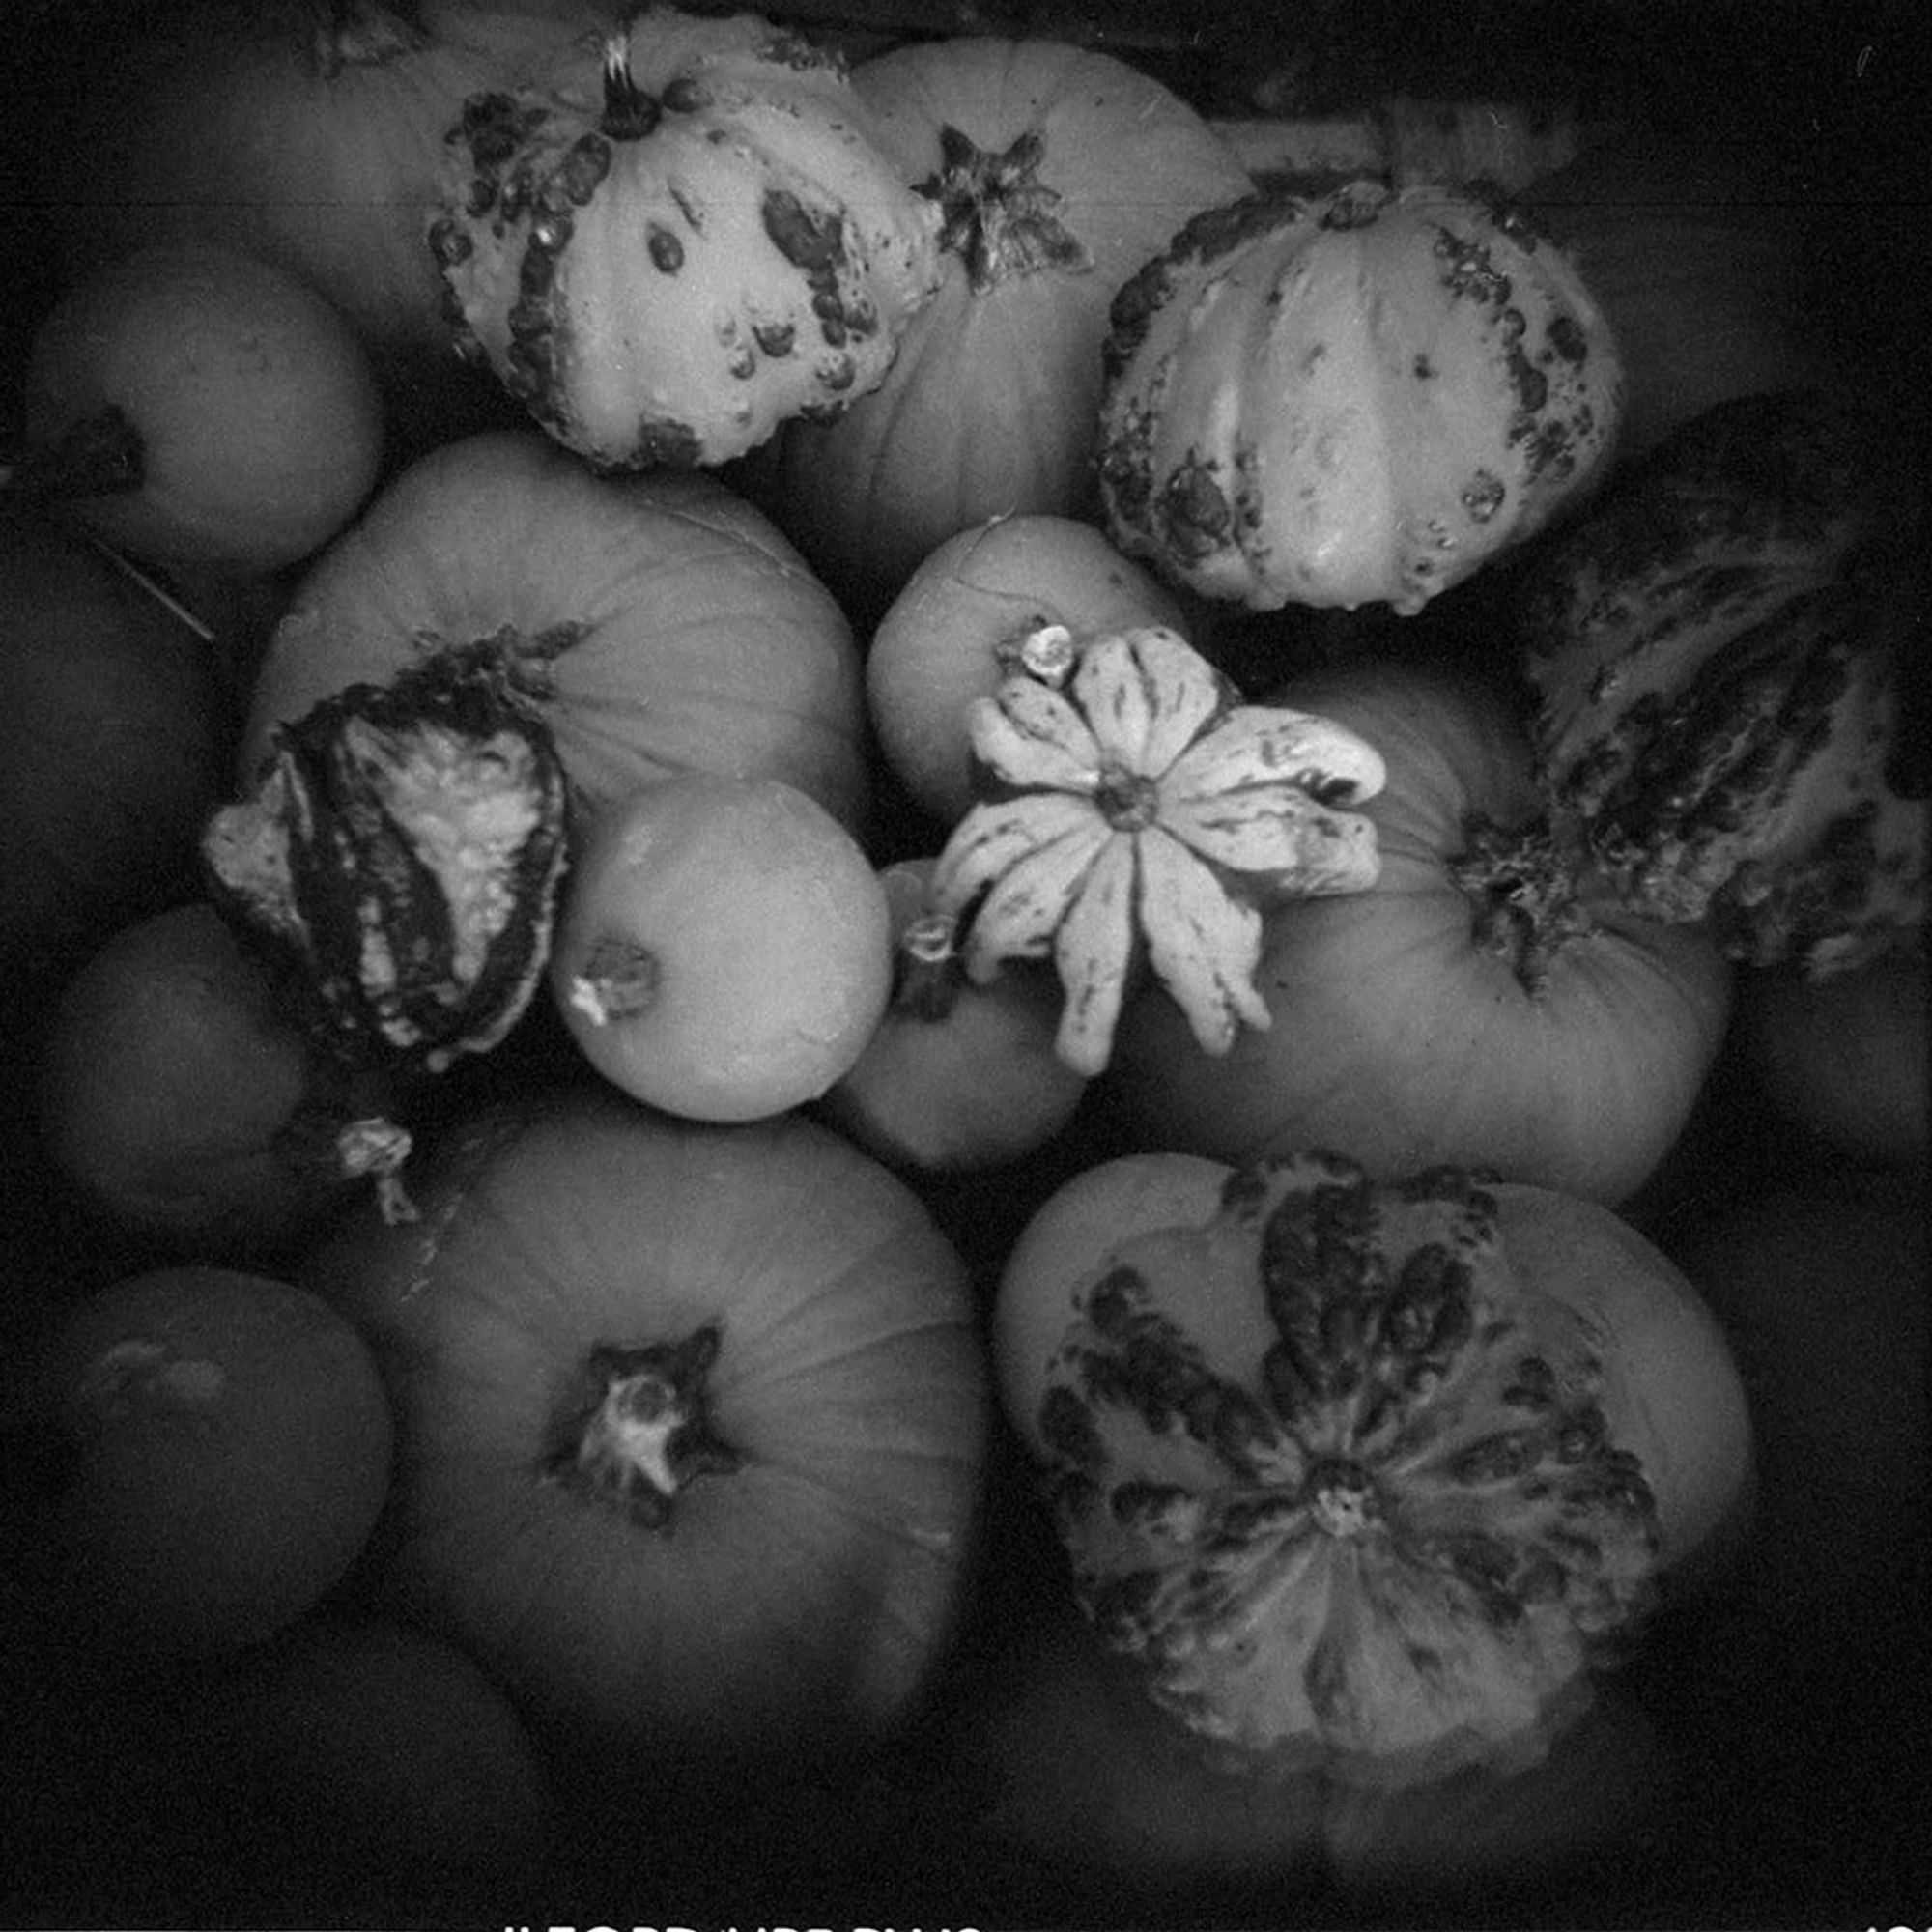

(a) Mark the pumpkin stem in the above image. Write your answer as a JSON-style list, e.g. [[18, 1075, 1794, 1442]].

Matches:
[[565, 935, 662, 1026], [8, 404, 146, 505], [998, 620, 1079, 689], [543, 1326, 743, 1531], [599, 32, 662, 142], [918, 123, 1091, 293], [1448, 812, 1598, 998], [894, 910, 966, 1022]]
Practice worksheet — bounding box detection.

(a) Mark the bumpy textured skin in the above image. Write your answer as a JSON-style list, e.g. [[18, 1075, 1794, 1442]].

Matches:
[[1519, 388, 1926, 978], [1028, 1152, 1666, 1790], [431, 7, 943, 466], [1096, 181, 1623, 614], [202, 647, 569, 1079]]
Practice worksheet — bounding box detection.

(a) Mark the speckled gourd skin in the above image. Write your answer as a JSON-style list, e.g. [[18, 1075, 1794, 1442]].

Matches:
[[1518, 388, 1926, 978], [999, 1151, 1752, 1792], [1096, 181, 1623, 614], [430, 7, 944, 467]]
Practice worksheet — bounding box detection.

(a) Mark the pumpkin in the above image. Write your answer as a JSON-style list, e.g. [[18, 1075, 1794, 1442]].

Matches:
[[298, 1086, 988, 1787], [1105, 654, 1734, 1205], [1523, 129, 1830, 462], [817, 857, 1089, 1173], [1096, 178, 1622, 614], [993, 1148, 1751, 1790], [49, 0, 551, 441], [549, 774, 893, 1122], [0, 506, 226, 1008], [187, 1613, 556, 1899], [1738, 943, 1927, 1170], [31, 1265, 395, 1655], [36, 904, 405, 1262], [866, 512, 1186, 829], [14, 242, 384, 579], [236, 429, 870, 833], [742, 34, 1251, 619], [431, 7, 944, 467], [930, 621, 1387, 1077], [1518, 387, 1926, 979]]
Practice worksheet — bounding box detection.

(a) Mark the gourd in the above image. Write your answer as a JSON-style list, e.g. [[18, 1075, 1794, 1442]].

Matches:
[[994, 1148, 1752, 1789], [866, 512, 1186, 830], [208, 643, 571, 1123], [817, 857, 1089, 1173], [36, 904, 403, 1262], [32, 1266, 395, 1655], [1518, 388, 1925, 979], [549, 774, 893, 1122], [744, 34, 1251, 618], [0, 506, 226, 1006], [1097, 179, 1623, 613], [430, 7, 944, 467], [237, 429, 870, 834], [1105, 654, 1734, 1205], [298, 1087, 989, 1788], [14, 242, 384, 578], [928, 621, 1387, 1077]]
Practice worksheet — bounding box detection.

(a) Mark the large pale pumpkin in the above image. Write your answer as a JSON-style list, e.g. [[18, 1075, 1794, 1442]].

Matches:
[[1097, 180, 1623, 614], [743, 35, 1251, 619], [236, 429, 869, 834]]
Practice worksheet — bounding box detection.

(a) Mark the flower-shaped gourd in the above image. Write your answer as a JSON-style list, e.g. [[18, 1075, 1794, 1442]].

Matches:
[[930, 624, 1384, 1075]]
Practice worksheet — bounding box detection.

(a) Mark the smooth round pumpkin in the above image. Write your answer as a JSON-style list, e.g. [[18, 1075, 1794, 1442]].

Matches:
[[745, 35, 1251, 620], [298, 1087, 988, 1786], [817, 857, 1089, 1172], [237, 429, 869, 832], [1740, 947, 1927, 1172], [18, 242, 384, 577], [36, 903, 396, 1263], [866, 512, 1186, 829], [1104, 655, 1733, 1204], [550, 775, 893, 1122], [34, 1265, 395, 1655], [0, 507, 226, 1008], [1097, 180, 1624, 613], [994, 1149, 1751, 1787]]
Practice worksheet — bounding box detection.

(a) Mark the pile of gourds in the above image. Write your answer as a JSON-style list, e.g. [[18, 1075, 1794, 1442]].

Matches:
[[0, 3, 1923, 1926]]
